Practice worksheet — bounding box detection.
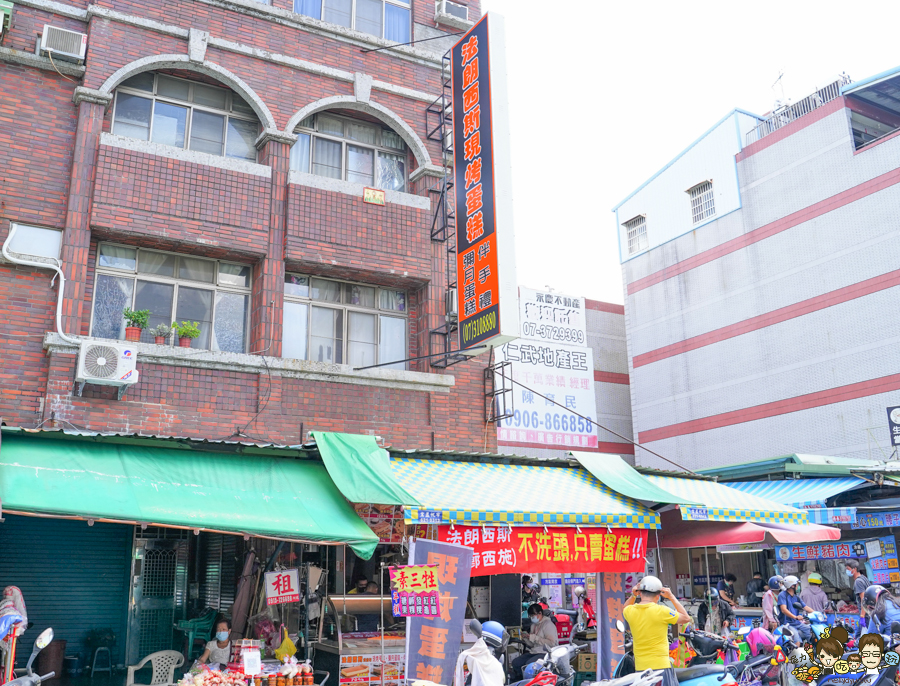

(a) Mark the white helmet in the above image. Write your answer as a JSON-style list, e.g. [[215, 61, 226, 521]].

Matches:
[[638, 575, 663, 593], [573, 585, 585, 598], [783, 575, 800, 590]]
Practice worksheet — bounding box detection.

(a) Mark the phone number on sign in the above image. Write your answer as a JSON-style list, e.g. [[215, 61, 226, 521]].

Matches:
[[500, 410, 594, 433], [522, 322, 586, 344]]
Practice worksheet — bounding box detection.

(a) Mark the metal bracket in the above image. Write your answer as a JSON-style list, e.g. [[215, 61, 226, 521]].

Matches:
[[75, 381, 85, 397], [117, 385, 128, 401], [484, 355, 514, 423]]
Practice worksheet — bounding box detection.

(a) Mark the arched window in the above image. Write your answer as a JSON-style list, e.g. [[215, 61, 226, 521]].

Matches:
[[111, 72, 261, 161], [290, 111, 409, 192]]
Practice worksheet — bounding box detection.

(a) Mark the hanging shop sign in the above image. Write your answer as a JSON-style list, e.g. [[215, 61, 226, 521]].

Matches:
[[774, 536, 899, 584], [353, 504, 406, 543], [264, 568, 300, 606], [852, 510, 900, 530], [888, 406, 900, 447], [452, 13, 518, 352], [495, 339, 598, 448], [437, 525, 647, 576], [693, 574, 724, 587], [518, 287, 587, 346], [388, 564, 440, 618], [405, 539, 473, 686]]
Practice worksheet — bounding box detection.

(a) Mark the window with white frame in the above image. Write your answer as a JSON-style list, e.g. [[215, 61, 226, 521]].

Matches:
[[7, 224, 63, 260], [282, 273, 408, 369], [688, 180, 715, 224], [112, 73, 261, 161], [625, 215, 648, 255], [90, 244, 251, 352], [294, 0, 410, 43], [290, 112, 409, 191]]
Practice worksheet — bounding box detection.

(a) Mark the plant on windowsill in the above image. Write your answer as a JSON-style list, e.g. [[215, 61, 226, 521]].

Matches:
[[148, 323, 173, 346], [123, 307, 150, 342], [172, 321, 201, 348]]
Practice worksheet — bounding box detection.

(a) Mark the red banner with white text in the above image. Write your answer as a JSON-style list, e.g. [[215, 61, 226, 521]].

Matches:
[[436, 525, 647, 576]]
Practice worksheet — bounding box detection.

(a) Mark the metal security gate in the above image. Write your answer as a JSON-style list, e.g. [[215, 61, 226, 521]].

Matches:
[[126, 528, 188, 664]]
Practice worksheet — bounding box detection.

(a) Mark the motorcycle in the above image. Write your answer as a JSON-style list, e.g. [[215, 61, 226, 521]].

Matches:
[[513, 642, 590, 686], [4, 628, 55, 686]]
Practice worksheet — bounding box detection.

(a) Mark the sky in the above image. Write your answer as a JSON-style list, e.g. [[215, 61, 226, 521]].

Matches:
[[480, 0, 900, 304]]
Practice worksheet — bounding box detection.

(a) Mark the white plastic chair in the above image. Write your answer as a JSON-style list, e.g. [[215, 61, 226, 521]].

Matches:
[[125, 650, 185, 686]]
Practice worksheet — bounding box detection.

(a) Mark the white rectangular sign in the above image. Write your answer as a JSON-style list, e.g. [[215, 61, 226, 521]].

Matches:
[[495, 339, 598, 448], [265, 568, 300, 606], [519, 287, 587, 346]]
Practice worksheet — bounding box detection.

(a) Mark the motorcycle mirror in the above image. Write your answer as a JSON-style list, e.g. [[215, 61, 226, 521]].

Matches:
[[738, 626, 751, 636], [27, 629, 54, 673], [468, 619, 482, 638], [616, 619, 626, 633]]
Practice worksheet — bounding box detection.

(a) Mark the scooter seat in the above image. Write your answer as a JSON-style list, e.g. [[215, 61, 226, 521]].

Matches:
[[556, 609, 579, 618], [675, 665, 726, 682]]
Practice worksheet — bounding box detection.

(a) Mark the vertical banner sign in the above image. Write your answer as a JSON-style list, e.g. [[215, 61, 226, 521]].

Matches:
[[388, 564, 440, 617], [405, 539, 473, 686], [452, 14, 518, 352], [597, 573, 629, 680], [888, 406, 900, 447]]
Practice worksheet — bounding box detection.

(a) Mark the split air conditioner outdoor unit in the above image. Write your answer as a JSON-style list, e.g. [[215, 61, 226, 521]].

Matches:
[[434, 0, 471, 29], [75, 341, 139, 398], [40, 24, 87, 64], [445, 288, 458, 324]]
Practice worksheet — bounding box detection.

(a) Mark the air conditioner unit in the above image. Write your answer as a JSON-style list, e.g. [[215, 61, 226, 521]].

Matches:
[[445, 288, 458, 324], [40, 24, 87, 64], [0, 0, 13, 38], [434, 0, 471, 28], [75, 341, 139, 397]]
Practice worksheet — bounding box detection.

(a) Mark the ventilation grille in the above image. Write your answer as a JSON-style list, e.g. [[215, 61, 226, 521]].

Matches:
[[82, 344, 120, 379], [41, 25, 87, 61]]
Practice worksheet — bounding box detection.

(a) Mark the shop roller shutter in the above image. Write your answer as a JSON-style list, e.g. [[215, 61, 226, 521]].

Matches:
[[0, 514, 132, 669]]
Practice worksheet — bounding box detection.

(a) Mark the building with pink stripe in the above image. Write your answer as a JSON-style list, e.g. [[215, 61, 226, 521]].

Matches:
[[614, 65, 900, 470]]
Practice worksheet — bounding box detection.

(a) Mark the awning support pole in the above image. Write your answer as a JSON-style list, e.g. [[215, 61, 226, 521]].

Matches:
[[705, 548, 712, 628]]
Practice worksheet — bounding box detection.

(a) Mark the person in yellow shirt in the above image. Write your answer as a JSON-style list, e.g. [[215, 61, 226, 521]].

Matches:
[[623, 576, 691, 686]]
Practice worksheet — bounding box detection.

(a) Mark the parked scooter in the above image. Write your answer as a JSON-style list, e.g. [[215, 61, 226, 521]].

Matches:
[[571, 586, 597, 634], [5, 629, 55, 686], [514, 643, 590, 686]]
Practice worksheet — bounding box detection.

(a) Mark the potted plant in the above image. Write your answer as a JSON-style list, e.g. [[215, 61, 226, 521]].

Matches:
[[123, 308, 150, 342], [148, 323, 173, 346], [172, 321, 201, 348]]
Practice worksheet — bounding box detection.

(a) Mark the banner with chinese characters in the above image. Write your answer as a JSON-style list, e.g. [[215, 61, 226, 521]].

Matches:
[[353, 503, 407, 543], [852, 510, 900, 530], [264, 568, 300, 605], [405, 539, 472, 686], [437, 525, 647, 576], [597, 573, 628, 680], [774, 536, 899, 583], [495, 339, 598, 448], [388, 564, 440, 618], [519, 287, 587, 346]]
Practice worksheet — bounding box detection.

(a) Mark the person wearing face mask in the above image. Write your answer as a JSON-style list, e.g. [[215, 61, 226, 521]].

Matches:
[[843, 560, 870, 633], [198, 619, 232, 666], [348, 574, 370, 594], [511, 604, 558, 680], [522, 575, 540, 604], [716, 574, 739, 607]]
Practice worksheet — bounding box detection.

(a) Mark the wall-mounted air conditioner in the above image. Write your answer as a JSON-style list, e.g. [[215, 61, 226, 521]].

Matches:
[[40, 24, 87, 64], [75, 341, 139, 398], [445, 288, 458, 324], [435, 0, 472, 29], [0, 0, 13, 38]]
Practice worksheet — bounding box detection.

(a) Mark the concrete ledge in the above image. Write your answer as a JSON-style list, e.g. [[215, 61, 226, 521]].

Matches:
[[409, 164, 449, 183], [100, 132, 272, 178], [45, 333, 455, 393], [289, 171, 431, 211], [434, 10, 473, 31], [0, 46, 85, 77]]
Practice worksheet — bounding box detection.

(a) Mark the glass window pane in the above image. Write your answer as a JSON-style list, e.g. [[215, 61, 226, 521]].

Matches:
[[212, 291, 248, 353], [282, 301, 309, 360], [290, 133, 311, 173], [294, 0, 322, 18], [231, 95, 255, 116], [356, 0, 383, 37], [8, 225, 62, 259], [312, 138, 342, 179], [299, 115, 316, 129], [134, 280, 175, 343], [384, 3, 409, 43], [98, 244, 136, 271], [347, 144, 374, 185], [189, 110, 225, 156], [381, 129, 404, 150], [348, 311, 377, 367], [192, 83, 228, 110], [156, 75, 190, 101], [323, 0, 351, 27], [311, 278, 341, 302], [379, 315, 406, 369], [178, 256, 215, 283], [284, 274, 310, 298], [377, 151, 406, 191], [138, 251, 176, 277], [226, 118, 258, 160], [310, 306, 343, 364], [151, 101, 188, 148], [113, 92, 152, 140], [91, 274, 134, 340], [121, 73, 154, 92], [175, 286, 213, 349], [219, 262, 251, 288], [346, 121, 376, 145], [346, 284, 375, 308], [318, 115, 344, 137], [379, 289, 406, 312]]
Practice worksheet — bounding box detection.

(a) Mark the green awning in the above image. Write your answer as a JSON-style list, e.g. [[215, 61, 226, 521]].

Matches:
[[570, 452, 694, 505], [314, 432, 420, 506], [0, 433, 379, 558]]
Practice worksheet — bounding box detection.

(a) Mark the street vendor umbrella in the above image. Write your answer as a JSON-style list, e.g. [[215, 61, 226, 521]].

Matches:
[[230, 551, 257, 640], [648, 509, 841, 548]]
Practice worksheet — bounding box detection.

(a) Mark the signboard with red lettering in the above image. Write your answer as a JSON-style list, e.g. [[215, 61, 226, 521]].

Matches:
[[451, 13, 518, 352], [264, 568, 300, 605], [388, 564, 440, 618], [437, 525, 647, 576]]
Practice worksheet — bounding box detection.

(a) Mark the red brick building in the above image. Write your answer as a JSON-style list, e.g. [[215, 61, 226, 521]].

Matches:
[[0, 0, 497, 449]]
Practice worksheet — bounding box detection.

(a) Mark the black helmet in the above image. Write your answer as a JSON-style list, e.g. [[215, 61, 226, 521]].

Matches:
[[864, 585, 887, 608]]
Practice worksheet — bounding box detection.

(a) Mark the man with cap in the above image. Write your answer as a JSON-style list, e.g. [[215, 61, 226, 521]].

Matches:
[[763, 576, 783, 631], [800, 573, 830, 613], [778, 575, 813, 642], [844, 560, 871, 633]]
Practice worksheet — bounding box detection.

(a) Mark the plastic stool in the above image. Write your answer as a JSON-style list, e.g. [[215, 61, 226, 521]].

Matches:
[[91, 647, 112, 678]]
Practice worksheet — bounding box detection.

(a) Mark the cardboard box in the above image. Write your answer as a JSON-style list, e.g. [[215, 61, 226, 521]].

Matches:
[[575, 653, 597, 673]]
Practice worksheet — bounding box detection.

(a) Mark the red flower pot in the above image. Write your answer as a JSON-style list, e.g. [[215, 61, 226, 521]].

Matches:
[[154, 336, 166, 345], [179, 337, 192, 348], [125, 327, 141, 342]]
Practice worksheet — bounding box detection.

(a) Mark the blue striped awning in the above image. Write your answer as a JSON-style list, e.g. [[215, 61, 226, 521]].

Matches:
[[724, 478, 865, 508], [391, 458, 660, 529], [805, 507, 857, 525]]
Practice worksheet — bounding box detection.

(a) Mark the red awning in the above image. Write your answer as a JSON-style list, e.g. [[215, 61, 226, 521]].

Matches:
[[648, 509, 841, 548]]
